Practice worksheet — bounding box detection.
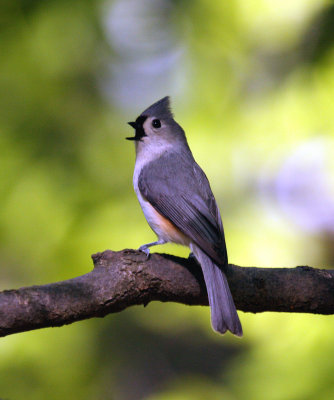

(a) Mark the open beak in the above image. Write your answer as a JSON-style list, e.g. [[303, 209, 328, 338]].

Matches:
[[126, 121, 137, 140], [126, 115, 147, 141]]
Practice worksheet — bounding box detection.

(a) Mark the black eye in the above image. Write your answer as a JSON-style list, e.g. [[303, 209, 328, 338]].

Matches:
[[152, 119, 161, 129]]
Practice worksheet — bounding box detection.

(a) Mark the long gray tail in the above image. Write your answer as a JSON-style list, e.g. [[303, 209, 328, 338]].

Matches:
[[191, 244, 242, 336]]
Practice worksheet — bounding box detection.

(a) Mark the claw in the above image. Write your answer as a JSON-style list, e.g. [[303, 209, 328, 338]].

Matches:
[[137, 239, 166, 259], [139, 245, 150, 259]]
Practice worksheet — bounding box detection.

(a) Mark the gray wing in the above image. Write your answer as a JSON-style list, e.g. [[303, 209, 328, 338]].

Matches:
[[138, 151, 227, 266]]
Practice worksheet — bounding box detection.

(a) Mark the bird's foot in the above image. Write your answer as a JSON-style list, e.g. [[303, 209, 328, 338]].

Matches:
[[139, 245, 150, 259], [138, 239, 166, 259]]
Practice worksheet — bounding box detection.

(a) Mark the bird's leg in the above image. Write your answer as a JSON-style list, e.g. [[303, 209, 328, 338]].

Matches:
[[139, 239, 166, 258]]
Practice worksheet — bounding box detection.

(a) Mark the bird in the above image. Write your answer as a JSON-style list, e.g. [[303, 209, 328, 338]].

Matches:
[[126, 96, 242, 336]]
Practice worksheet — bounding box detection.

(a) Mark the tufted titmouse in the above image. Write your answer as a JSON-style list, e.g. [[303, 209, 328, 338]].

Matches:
[[127, 97, 242, 336]]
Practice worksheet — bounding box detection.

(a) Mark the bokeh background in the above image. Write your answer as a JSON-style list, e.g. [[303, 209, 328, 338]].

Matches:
[[1, 0, 334, 399]]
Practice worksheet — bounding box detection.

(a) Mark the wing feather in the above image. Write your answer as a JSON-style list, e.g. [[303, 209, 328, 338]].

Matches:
[[138, 152, 227, 266]]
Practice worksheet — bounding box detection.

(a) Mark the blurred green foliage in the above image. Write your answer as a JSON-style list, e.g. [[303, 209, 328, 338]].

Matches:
[[1, 0, 334, 399]]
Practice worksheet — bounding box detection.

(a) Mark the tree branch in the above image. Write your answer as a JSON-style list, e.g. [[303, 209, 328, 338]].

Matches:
[[0, 249, 333, 337]]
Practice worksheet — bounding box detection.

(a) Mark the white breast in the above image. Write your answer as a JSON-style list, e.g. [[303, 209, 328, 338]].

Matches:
[[133, 157, 165, 238], [133, 151, 190, 246]]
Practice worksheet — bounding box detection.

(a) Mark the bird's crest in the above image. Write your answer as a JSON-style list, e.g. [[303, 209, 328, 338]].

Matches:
[[140, 96, 173, 120]]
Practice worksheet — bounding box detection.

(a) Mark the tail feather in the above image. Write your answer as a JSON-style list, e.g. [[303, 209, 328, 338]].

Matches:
[[191, 244, 242, 336]]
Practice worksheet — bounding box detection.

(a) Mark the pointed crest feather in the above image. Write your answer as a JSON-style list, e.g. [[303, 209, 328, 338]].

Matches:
[[140, 96, 173, 120]]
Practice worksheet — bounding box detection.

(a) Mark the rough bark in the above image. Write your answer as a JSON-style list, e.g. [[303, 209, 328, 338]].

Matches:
[[0, 249, 333, 337]]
